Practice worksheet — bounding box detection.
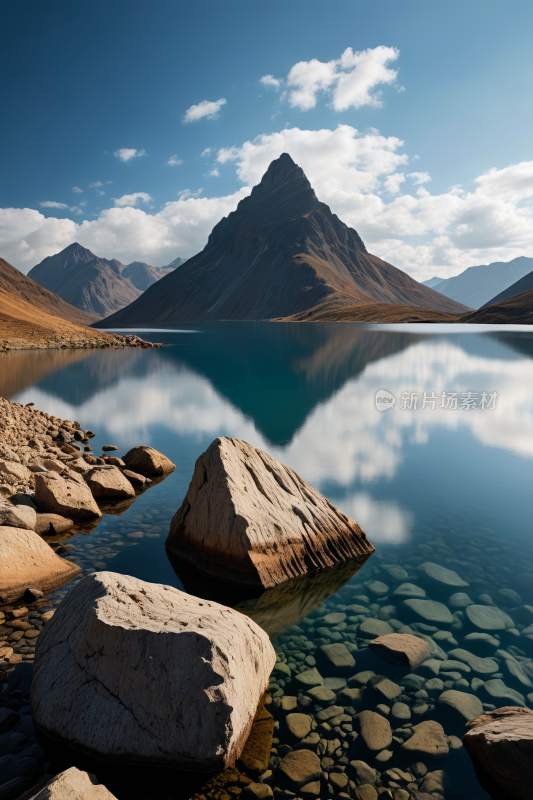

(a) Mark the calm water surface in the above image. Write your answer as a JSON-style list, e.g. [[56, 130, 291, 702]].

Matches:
[[4, 322, 533, 800]]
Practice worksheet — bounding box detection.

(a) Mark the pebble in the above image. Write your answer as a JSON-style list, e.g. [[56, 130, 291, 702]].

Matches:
[[437, 689, 483, 722], [392, 583, 426, 598], [417, 562, 469, 588], [359, 619, 394, 638], [448, 592, 473, 608], [401, 599, 454, 624]]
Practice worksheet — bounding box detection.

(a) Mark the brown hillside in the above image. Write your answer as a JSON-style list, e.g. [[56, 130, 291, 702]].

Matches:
[[0, 257, 99, 325], [459, 288, 533, 324], [278, 301, 461, 323]]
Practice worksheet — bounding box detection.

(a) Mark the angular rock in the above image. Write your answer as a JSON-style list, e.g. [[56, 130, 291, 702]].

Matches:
[[0, 497, 36, 530], [123, 445, 175, 474], [294, 668, 323, 688], [32, 572, 275, 770], [465, 604, 514, 631], [369, 633, 431, 669], [166, 437, 374, 589], [85, 466, 135, 498], [417, 562, 468, 588], [437, 690, 483, 723], [463, 707, 533, 800], [368, 676, 401, 702], [123, 469, 147, 486], [278, 750, 321, 788], [400, 720, 449, 758], [34, 472, 102, 519], [0, 460, 32, 483], [31, 767, 118, 800], [347, 760, 377, 786], [34, 513, 74, 536], [307, 685, 336, 703], [0, 526, 80, 603], [402, 599, 453, 624], [285, 713, 312, 740], [356, 710, 392, 751], [316, 643, 355, 675]]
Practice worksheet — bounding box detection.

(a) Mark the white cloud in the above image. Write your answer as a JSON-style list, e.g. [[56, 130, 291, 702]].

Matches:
[[384, 173, 406, 195], [183, 98, 226, 123], [39, 201, 69, 209], [475, 161, 533, 201], [208, 168, 220, 177], [266, 46, 400, 112], [260, 74, 282, 91], [79, 200, 88, 207], [200, 148, 212, 157], [408, 171, 431, 184], [167, 155, 183, 166], [112, 192, 152, 208], [89, 181, 103, 187], [69, 207, 83, 216], [72, 186, 83, 193], [114, 148, 147, 162]]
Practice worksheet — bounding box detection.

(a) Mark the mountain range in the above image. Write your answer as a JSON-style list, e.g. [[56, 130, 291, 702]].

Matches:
[[99, 154, 468, 326], [422, 256, 533, 309], [28, 245, 184, 317], [481, 269, 533, 307]]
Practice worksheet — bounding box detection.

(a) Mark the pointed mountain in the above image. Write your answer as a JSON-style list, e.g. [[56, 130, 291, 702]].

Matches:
[[121, 261, 161, 291], [98, 154, 469, 325], [28, 243, 143, 317]]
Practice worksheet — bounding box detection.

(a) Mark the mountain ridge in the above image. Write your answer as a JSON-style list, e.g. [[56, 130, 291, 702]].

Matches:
[[429, 256, 533, 309], [482, 268, 533, 307], [97, 153, 469, 325]]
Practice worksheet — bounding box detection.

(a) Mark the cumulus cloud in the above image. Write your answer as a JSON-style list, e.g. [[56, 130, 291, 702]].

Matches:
[[112, 192, 152, 208], [114, 148, 147, 162], [89, 181, 103, 187], [72, 186, 83, 193], [5, 125, 533, 280], [39, 201, 69, 209], [260, 74, 282, 90], [264, 46, 400, 112], [200, 148, 212, 157], [167, 155, 183, 166], [183, 98, 226, 123], [408, 171, 431, 184]]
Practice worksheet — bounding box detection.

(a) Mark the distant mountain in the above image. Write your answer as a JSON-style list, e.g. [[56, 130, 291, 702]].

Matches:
[[98, 154, 468, 326], [164, 256, 185, 270], [430, 256, 533, 309], [0, 257, 98, 325], [461, 287, 533, 324], [483, 269, 533, 307], [422, 277, 445, 288], [121, 261, 161, 291], [28, 243, 142, 317]]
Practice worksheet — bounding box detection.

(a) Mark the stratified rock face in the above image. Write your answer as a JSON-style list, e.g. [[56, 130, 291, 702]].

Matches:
[[85, 466, 135, 498], [0, 526, 81, 603], [369, 633, 431, 669], [32, 768, 118, 800], [31, 572, 275, 770], [99, 153, 469, 327], [34, 472, 102, 519], [166, 437, 374, 589], [463, 707, 533, 800], [123, 445, 175, 475]]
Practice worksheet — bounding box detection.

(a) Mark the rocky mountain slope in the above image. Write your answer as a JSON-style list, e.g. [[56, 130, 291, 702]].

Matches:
[[98, 154, 469, 325], [28, 243, 142, 317], [483, 269, 533, 307], [0, 257, 98, 325], [429, 256, 533, 309], [461, 287, 533, 324]]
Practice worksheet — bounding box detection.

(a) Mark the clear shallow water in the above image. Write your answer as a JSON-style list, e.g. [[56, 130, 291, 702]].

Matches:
[[4, 322, 533, 799]]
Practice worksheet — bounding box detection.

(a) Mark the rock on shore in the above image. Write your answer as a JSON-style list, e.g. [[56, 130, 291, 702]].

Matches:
[[166, 437, 374, 588], [0, 525, 81, 603], [32, 572, 276, 770]]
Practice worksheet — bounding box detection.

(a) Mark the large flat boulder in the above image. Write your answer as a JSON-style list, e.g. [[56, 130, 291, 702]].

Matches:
[[0, 526, 81, 603], [32, 571, 275, 770], [34, 513, 74, 536], [123, 445, 175, 474], [463, 707, 533, 800], [369, 633, 431, 669], [166, 437, 374, 588], [34, 472, 102, 519], [0, 497, 37, 530], [85, 466, 135, 498]]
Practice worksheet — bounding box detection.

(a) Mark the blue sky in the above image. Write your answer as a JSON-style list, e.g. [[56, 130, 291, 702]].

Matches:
[[2, 0, 533, 279]]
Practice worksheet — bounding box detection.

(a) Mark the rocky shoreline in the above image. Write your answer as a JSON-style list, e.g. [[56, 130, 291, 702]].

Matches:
[[0, 331, 160, 353]]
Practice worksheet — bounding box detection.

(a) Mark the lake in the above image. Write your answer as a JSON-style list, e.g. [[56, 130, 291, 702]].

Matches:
[[4, 321, 533, 799]]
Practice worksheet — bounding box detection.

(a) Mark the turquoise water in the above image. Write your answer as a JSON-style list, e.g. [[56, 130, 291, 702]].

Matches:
[[4, 322, 533, 799]]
